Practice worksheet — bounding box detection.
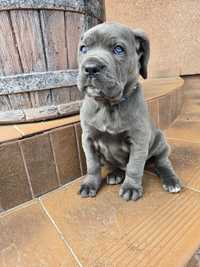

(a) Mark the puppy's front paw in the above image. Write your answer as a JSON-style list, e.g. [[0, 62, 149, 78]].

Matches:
[[79, 175, 102, 198], [119, 183, 143, 201], [162, 176, 182, 193], [79, 183, 98, 197]]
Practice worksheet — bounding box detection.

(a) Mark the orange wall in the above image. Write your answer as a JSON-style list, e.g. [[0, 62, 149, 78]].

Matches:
[[105, 0, 200, 78]]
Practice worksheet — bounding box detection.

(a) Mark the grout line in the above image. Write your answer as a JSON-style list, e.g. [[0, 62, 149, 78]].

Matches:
[[49, 133, 62, 186], [0, 198, 38, 218], [18, 142, 35, 198], [185, 185, 200, 194], [74, 124, 84, 176], [14, 125, 25, 136], [167, 137, 200, 144], [39, 199, 84, 267]]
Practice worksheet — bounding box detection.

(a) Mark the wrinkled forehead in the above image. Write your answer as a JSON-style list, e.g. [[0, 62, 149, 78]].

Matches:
[[82, 23, 133, 46]]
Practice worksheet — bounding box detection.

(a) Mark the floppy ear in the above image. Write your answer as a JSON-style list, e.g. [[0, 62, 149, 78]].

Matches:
[[133, 29, 150, 79]]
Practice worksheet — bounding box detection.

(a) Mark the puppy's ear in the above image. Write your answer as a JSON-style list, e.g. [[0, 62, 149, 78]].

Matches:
[[132, 29, 150, 79]]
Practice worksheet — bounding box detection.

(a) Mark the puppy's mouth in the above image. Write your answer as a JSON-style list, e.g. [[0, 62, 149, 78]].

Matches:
[[85, 86, 122, 102]]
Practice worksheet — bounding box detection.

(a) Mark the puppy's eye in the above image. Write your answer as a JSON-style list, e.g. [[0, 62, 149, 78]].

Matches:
[[80, 45, 88, 54], [113, 45, 125, 55]]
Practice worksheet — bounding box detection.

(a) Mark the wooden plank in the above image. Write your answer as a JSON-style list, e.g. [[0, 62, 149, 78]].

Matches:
[[83, 14, 101, 32], [40, 10, 70, 105], [69, 85, 82, 101], [0, 69, 78, 95], [0, 0, 105, 21], [0, 100, 81, 123], [10, 10, 49, 107], [65, 11, 87, 104], [24, 106, 58, 121], [40, 10, 68, 71], [9, 94, 32, 110], [65, 12, 84, 69], [52, 88, 72, 105], [0, 11, 21, 75], [9, 10, 46, 71], [0, 110, 25, 123], [0, 11, 28, 111], [0, 96, 11, 111], [58, 100, 82, 115]]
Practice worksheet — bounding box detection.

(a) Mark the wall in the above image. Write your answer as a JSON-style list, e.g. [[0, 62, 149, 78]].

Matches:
[[105, 0, 200, 78]]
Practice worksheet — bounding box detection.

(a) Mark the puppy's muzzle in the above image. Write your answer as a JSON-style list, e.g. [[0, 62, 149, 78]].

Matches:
[[83, 62, 106, 78]]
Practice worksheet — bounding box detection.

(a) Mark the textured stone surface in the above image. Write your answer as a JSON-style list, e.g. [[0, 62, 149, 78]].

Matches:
[[0, 69, 78, 95], [0, 142, 32, 210], [20, 134, 59, 197], [105, 0, 200, 78], [74, 123, 87, 175], [50, 125, 81, 185], [0, 125, 22, 143], [0, 201, 78, 266], [40, 177, 200, 267]]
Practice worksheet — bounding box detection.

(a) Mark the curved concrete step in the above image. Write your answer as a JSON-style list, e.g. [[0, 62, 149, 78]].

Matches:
[[0, 77, 184, 144], [0, 77, 184, 211]]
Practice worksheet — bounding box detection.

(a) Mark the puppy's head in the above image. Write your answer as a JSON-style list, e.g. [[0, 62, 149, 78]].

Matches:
[[77, 22, 150, 102]]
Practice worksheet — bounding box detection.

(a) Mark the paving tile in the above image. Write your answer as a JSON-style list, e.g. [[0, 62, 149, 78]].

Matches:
[[15, 122, 46, 136], [179, 91, 200, 121], [20, 134, 59, 197], [143, 77, 184, 101], [187, 251, 200, 267], [0, 142, 32, 210], [0, 125, 22, 143], [165, 120, 200, 143], [74, 123, 87, 175], [41, 175, 200, 267], [50, 125, 81, 185], [42, 115, 80, 131], [158, 88, 183, 130], [147, 99, 159, 128], [14, 115, 80, 137], [183, 75, 200, 91], [0, 201, 78, 266], [158, 93, 174, 130], [168, 139, 200, 185], [178, 76, 200, 121]]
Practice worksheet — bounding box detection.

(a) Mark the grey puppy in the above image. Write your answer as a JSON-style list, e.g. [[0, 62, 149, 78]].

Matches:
[[77, 22, 182, 201]]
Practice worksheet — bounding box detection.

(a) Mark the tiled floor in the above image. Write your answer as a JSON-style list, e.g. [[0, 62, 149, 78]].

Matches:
[[0, 75, 200, 266]]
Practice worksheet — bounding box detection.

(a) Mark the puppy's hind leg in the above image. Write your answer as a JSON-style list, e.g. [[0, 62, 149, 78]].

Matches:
[[154, 143, 182, 193], [107, 168, 125, 185]]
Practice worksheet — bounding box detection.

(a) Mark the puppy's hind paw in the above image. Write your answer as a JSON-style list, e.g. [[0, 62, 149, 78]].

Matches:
[[79, 183, 98, 198], [107, 170, 125, 185], [162, 177, 182, 193]]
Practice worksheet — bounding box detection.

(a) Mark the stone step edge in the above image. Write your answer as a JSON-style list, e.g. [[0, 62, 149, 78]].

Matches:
[[0, 77, 184, 145]]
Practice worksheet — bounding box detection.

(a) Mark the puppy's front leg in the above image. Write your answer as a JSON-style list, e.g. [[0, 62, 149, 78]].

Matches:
[[79, 132, 102, 198], [119, 145, 148, 201]]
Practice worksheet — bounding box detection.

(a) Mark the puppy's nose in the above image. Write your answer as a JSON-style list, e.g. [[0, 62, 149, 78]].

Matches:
[[84, 63, 104, 76]]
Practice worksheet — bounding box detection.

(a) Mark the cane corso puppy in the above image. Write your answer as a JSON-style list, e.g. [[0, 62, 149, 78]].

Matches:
[[77, 22, 182, 201]]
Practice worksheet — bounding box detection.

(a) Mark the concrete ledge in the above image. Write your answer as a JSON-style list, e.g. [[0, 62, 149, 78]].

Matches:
[[0, 77, 184, 211]]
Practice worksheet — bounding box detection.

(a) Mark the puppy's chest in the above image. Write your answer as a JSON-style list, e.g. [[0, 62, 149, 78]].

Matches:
[[93, 131, 131, 167], [89, 105, 130, 134]]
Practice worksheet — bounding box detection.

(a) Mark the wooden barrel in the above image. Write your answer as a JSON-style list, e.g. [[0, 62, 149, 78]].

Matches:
[[0, 0, 105, 124]]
